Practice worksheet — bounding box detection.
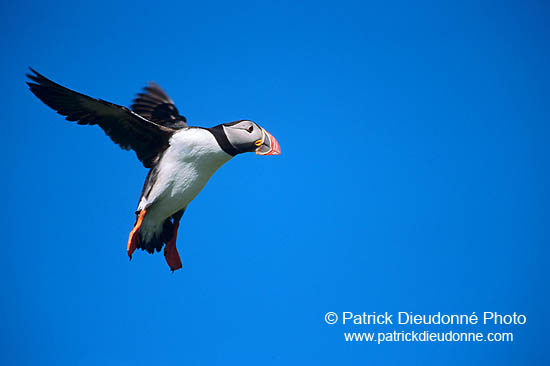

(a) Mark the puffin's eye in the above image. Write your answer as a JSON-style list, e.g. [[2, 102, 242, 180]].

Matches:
[[247, 126, 254, 133]]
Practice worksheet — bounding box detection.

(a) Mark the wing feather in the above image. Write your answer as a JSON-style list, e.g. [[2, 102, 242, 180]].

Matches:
[[26, 68, 174, 168], [131, 82, 188, 129]]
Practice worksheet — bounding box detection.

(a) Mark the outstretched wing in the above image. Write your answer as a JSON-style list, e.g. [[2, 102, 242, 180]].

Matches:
[[26, 68, 175, 168], [131, 82, 188, 129]]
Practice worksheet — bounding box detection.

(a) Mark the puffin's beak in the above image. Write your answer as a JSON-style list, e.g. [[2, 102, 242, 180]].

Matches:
[[255, 128, 281, 155]]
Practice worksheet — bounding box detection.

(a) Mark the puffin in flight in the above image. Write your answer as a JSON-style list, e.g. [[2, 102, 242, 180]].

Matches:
[[26, 68, 281, 271]]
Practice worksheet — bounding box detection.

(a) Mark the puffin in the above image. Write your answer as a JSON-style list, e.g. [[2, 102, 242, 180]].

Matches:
[[26, 68, 281, 271]]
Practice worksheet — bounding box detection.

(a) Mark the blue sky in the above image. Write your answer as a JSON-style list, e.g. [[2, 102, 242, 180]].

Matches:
[[1, 0, 549, 364]]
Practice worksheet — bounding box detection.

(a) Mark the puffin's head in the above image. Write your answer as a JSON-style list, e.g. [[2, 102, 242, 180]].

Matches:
[[222, 120, 281, 156]]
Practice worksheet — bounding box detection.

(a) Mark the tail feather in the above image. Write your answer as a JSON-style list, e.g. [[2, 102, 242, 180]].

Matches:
[[135, 216, 173, 254], [133, 209, 184, 254]]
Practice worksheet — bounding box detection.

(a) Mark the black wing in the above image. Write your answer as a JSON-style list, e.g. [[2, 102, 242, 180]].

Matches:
[[131, 82, 188, 129], [26, 68, 175, 168]]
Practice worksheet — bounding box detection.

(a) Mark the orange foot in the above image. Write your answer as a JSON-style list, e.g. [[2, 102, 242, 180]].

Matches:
[[127, 209, 147, 260], [164, 220, 182, 272]]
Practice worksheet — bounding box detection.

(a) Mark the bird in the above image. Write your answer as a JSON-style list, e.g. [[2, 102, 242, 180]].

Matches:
[[26, 68, 281, 271]]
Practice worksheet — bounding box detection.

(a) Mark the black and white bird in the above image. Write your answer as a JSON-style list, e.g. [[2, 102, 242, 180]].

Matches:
[[26, 68, 281, 271]]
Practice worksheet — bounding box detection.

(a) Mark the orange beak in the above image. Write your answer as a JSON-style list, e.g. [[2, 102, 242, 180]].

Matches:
[[256, 129, 281, 155]]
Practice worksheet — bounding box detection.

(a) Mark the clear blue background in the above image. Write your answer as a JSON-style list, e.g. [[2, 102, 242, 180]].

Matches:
[[1, 0, 548, 364]]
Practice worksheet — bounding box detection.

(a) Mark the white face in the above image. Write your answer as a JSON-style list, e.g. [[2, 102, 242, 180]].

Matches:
[[222, 120, 265, 153]]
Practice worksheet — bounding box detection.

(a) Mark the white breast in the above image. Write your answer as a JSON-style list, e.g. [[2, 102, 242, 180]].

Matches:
[[138, 128, 232, 237]]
